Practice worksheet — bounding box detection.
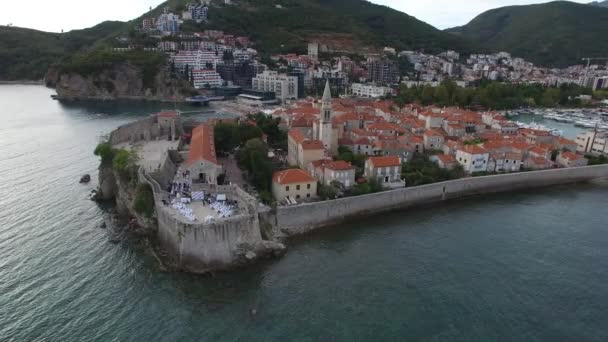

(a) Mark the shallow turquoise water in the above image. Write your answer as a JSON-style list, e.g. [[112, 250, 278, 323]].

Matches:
[[1, 85, 607, 341]]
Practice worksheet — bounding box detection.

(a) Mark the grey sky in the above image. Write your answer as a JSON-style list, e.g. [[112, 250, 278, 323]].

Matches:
[[0, 0, 591, 32]]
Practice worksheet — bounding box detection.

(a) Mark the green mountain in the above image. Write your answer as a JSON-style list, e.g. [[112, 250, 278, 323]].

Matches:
[[0, 0, 472, 80], [446, 1, 608, 67], [0, 21, 127, 80], [142, 0, 473, 54]]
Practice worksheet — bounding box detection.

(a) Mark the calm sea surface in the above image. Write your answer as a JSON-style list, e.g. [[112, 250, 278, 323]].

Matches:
[[1, 85, 608, 341]]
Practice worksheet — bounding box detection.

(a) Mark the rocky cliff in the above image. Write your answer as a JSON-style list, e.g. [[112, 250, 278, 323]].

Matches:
[[95, 164, 156, 233], [45, 63, 195, 102]]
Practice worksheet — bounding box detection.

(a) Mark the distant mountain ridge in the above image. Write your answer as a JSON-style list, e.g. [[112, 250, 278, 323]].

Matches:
[[446, 1, 608, 67], [0, 0, 472, 81], [0, 21, 127, 81], [141, 0, 472, 54], [589, 0, 608, 8]]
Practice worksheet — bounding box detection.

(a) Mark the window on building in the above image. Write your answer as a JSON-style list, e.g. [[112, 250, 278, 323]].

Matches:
[[307, 194, 310, 198], [296, 195, 301, 199], [286, 186, 290, 191], [307, 184, 311, 189], [296, 185, 300, 191]]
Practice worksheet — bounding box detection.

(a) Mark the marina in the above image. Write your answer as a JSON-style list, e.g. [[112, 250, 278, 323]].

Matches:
[[506, 108, 608, 132]]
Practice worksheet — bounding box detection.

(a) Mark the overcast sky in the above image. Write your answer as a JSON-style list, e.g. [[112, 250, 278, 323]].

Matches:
[[0, 0, 591, 32]]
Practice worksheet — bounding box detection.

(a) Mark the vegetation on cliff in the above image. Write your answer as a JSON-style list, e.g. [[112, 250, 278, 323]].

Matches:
[[446, 1, 608, 67], [95, 142, 139, 182], [94, 142, 116, 165], [134, 184, 155, 218], [145, 0, 473, 54], [0, 22, 127, 80], [59, 49, 168, 89], [395, 81, 593, 110]]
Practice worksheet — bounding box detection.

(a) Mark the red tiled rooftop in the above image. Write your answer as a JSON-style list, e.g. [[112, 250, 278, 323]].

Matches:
[[368, 156, 401, 167], [157, 111, 179, 118], [187, 124, 218, 166], [288, 129, 306, 144], [460, 145, 487, 155], [529, 146, 549, 155], [424, 129, 444, 137], [436, 154, 457, 164], [561, 151, 580, 161], [273, 169, 316, 185], [301, 140, 325, 150], [326, 160, 354, 171]]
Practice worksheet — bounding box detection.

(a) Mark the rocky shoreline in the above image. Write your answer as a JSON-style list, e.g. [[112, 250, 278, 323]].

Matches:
[[93, 155, 286, 274]]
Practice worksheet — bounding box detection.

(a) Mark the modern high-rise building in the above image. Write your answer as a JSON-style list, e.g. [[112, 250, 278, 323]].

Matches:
[[593, 76, 608, 91], [288, 70, 306, 99], [251, 71, 299, 102], [216, 61, 257, 88], [187, 1, 209, 23], [367, 59, 399, 85], [172, 50, 222, 72], [308, 43, 319, 61], [192, 69, 223, 89], [156, 8, 180, 34]]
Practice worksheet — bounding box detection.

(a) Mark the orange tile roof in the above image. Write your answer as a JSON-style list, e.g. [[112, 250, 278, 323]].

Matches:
[[460, 145, 487, 155], [273, 169, 316, 185], [529, 146, 549, 155], [289, 107, 321, 116], [326, 160, 354, 171], [368, 156, 401, 167], [187, 124, 219, 166], [354, 137, 372, 145], [558, 137, 577, 145], [301, 140, 325, 150], [288, 129, 306, 144], [424, 129, 444, 137], [521, 128, 551, 137], [561, 151, 581, 161], [368, 122, 400, 131], [530, 157, 551, 165], [157, 111, 179, 118], [436, 154, 456, 164], [409, 136, 424, 144]]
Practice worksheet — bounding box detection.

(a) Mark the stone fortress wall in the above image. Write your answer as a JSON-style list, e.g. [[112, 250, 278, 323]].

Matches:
[[107, 117, 267, 273], [140, 156, 264, 273], [271, 165, 608, 236], [109, 114, 183, 146]]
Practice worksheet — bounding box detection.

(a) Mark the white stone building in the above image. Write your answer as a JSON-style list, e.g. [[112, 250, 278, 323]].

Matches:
[[192, 69, 223, 88], [351, 83, 393, 98], [456, 145, 490, 173], [251, 71, 299, 102]]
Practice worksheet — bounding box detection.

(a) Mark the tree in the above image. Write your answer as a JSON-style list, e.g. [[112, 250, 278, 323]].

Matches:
[[94, 142, 115, 165], [236, 138, 275, 192], [318, 183, 339, 200], [112, 149, 139, 181]]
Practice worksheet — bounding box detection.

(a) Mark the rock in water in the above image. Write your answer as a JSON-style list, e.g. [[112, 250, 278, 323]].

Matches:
[[245, 251, 257, 260], [80, 174, 91, 184]]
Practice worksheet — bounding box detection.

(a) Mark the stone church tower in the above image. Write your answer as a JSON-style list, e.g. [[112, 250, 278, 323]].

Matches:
[[319, 79, 335, 154]]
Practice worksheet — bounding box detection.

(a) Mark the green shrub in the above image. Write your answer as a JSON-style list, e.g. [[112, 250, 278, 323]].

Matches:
[[112, 149, 139, 181], [94, 142, 115, 165], [134, 184, 155, 218]]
